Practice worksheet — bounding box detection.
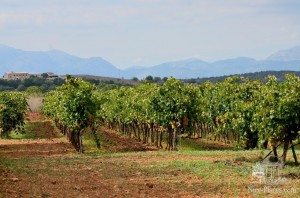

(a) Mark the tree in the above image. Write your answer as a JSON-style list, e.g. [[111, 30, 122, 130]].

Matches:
[[153, 77, 161, 82], [131, 77, 139, 81], [145, 75, 154, 82], [41, 73, 49, 78], [17, 84, 26, 91], [26, 86, 45, 96]]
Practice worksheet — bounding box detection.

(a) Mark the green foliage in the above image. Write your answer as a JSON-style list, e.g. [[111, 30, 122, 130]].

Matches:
[[0, 92, 28, 138], [254, 74, 300, 145], [97, 82, 119, 91], [42, 77, 97, 153], [25, 86, 45, 96], [145, 75, 154, 82], [131, 77, 139, 81], [41, 74, 300, 156], [0, 76, 64, 92], [41, 73, 49, 78], [151, 77, 197, 126], [184, 71, 300, 84]]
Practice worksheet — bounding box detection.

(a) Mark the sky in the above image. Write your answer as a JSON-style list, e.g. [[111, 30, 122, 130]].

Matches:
[[0, 0, 300, 68]]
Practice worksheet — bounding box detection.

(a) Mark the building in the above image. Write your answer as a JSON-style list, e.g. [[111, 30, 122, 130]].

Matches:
[[46, 72, 59, 79], [2, 72, 60, 80], [3, 72, 30, 80]]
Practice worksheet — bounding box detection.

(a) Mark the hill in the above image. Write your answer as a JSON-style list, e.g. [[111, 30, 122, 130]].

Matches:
[[0, 44, 119, 78], [1, 44, 300, 79], [124, 56, 300, 79], [184, 70, 300, 84], [266, 45, 300, 61]]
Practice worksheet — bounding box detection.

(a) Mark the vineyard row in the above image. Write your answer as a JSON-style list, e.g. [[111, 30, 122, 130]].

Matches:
[[41, 75, 299, 164]]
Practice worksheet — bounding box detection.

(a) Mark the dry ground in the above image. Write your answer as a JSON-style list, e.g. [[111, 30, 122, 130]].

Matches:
[[0, 113, 299, 198], [26, 96, 44, 113]]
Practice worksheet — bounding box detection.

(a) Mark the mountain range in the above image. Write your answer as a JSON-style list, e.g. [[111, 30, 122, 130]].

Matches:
[[0, 44, 300, 79], [0, 44, 118, 78]]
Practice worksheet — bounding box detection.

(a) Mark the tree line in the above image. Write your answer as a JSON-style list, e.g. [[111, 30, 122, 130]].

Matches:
[[2, 71, 299, 92], [0, 75, 128, 93], [184, 70, 300, 84], [0, 75, 65, 92]]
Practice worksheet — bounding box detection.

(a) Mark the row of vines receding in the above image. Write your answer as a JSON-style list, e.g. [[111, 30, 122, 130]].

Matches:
[[42, 75, 99, 153], [42, 74, 300, 163]]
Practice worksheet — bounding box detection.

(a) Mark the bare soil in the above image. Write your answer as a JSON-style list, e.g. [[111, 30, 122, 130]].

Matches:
[[0, 113, 299, 198], [98, 127, 158, 152], [26, 96, 44, 112]]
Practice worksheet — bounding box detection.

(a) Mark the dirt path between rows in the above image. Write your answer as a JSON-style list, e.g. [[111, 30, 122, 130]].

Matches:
[[0, 112, 204, 198], [0, 112, 156, 159], [0, 113, 190, 198], [0, 112, 75, 159], [1, 113, 299, 197]]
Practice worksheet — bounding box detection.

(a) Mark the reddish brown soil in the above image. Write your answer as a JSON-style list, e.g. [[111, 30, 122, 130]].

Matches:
[[99, 127, 158, 152], [25, 112, 43, 121], [0, 113, 298, 198], [0, 112, 75, 159], [0, 139, 73, 159]]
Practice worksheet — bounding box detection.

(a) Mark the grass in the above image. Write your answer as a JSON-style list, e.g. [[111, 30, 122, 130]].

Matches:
[[1, 148, 299, 197], [9, 130, 38, 139], [1, 118, 299, 197], [177, 136, 234, 151], [9, 119, 65, 140], [80, 131, 299, 196]]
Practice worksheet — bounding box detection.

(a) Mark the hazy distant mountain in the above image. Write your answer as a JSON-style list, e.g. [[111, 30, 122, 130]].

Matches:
[[123, 58, 210, 79], [123, 56, 300, 79], [266, 45, 300, 61], [0, 44, 119, 77], [0, 44, 300, 79]]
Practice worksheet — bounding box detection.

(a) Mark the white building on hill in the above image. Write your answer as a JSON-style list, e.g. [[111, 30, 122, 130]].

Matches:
[[3, 72, 30, 80], [3, 72, 60, 80]]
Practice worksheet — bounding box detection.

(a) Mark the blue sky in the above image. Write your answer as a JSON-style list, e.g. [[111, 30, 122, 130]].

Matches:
[[0, 0, 299, 68]]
